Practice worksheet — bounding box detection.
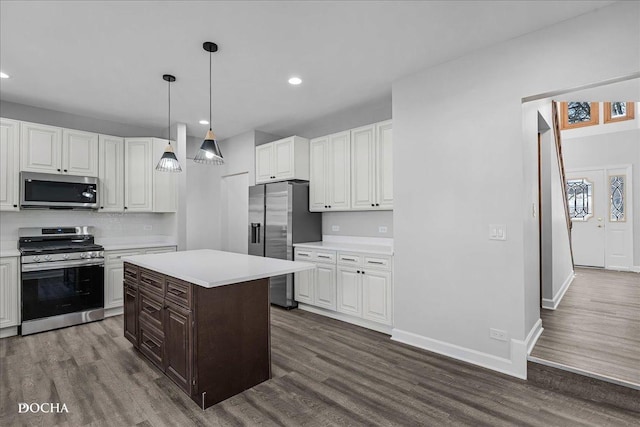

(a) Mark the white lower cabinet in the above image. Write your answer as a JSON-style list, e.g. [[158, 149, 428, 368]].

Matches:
[[295, 247, 392, 331], [104, 246, 176, 314], [0, 257, 19, 333]]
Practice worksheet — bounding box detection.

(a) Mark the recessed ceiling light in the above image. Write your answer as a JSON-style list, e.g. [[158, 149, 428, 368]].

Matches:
[[288, 77, 302, 85], [0, 72, 9, 79], [199, 120, 209, 125]]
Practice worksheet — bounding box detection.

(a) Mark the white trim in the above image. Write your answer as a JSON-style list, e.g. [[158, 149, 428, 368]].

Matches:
[[0, 326, 18, 338], [526, 319, 544, 355], [297, 303, 392, 335], [631, 266, 640, 273], [541, 270, 575, 310], [104, 306, 124, 318], [390, 328, 528, 379]]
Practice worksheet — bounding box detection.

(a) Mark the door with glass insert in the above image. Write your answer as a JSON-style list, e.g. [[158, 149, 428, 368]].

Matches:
[[567, 169, 605, 267]]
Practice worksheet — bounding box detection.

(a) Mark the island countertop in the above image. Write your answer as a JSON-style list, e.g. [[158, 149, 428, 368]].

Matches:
[[122, 249, 316, 288]]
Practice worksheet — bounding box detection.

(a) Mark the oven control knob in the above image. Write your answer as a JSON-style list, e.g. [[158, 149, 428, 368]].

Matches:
[[33, 256, 41, 262], [80, 253, 87, 259], [90, 252, 98, 258], [62, 254, 70, 260], [44, 255, 52, 261]]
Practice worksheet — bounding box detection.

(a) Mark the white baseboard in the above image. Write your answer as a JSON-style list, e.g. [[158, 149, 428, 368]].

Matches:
[[631, 266, 640, 273], [0, 326, 18, 338], [391, 328, 529, 380], [297, 303, 392, 335], [541, 270, 574, 310], [104, 306, 123, 318], [526, 319, 543, 355]]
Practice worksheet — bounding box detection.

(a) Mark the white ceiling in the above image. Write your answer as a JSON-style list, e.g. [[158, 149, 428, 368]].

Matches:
[[0, 1, 616, 139]]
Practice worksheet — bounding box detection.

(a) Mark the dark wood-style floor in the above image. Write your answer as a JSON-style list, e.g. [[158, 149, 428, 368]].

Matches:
[[531, 267, 640, 388], [2, 308, 639, 426]]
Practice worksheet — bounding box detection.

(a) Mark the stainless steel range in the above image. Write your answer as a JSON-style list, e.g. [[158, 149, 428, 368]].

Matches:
[[19, 226, 104, 335]]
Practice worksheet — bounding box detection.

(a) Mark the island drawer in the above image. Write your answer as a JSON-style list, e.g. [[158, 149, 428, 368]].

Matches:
[[165, 277, 192, 309], [139, 319, 164, 370], [124, 263, 139, 283], [139, 289, 164, 330], [139, 268, 165, 295]]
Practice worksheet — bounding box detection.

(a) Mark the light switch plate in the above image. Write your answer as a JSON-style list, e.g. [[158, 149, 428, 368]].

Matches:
[[332, 225, 340, 232], [489, 224, 506, 241]]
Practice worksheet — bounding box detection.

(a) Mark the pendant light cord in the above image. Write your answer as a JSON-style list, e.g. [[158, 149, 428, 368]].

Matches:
[[209, 49, 212, 132], [168, 78, 171, 145]]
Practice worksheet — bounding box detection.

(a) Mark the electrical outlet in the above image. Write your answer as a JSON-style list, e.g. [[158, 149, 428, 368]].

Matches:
[[378, 226, 388, 233], [489, 328, 508, 341], [332, 225, 340, 232], [143, 225, 152, 231], [489, 224, 506, 241]]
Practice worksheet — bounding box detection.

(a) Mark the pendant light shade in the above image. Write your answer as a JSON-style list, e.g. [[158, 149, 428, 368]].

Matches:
[[194, 41, 224, 165], [156, 74, 182, 172]]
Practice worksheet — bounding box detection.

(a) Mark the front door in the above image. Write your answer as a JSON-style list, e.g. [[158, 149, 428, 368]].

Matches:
[[567, 169, 605, 267]]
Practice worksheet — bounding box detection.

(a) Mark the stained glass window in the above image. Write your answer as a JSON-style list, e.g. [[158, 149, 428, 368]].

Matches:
[[567, 178, 593, 220], [604, 102, 635, 124], [610, 175, 625, 222]]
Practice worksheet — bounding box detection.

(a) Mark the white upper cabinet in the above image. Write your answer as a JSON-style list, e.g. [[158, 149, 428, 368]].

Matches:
[[0, 118, 20, 211], [309, 131, 351, 211], [20, 122, 99, 176], [350, 120, 393, 210], [255, 136, 309, 184], [124, 138, 153, 212], [152, 138, 177, 213], [20, 122, 63, 174], [62, 129, 99, 176], [124, 137, 177, 213], [98, 134, 125, 212]]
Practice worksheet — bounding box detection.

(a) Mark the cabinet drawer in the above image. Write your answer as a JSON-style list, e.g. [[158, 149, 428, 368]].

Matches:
[[294, 249, 313, 260], [106, 250, 143, 264], [144, 246, 176, 255], [139, 289, 164, 330], [139, 319, 164, 370], [338, 252, 362, 266], [139, 268, 165, 295], [165, 277, 192, 309], [363, 256, 391, 270], [314, 251, 336, 263], [124, 263, 139, 283]]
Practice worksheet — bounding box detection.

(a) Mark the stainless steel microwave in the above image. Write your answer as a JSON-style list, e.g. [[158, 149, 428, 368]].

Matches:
[[20, 172, 99, 209]]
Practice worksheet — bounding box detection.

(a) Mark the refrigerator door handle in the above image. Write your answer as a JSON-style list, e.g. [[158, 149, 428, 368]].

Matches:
[[251, 223, 261, 244]]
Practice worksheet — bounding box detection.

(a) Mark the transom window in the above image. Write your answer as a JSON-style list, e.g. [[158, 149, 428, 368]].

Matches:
[[560, 102, 599, 130], [604, 102, 635, 124], [567, 178, 593, 221]]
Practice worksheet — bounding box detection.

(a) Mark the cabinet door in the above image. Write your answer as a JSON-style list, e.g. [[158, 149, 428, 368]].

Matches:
[[309, 137, 328, 211], [62, 129, 99, 176], [255, 143, 274, 183], [124, 284, 138, 347], [0, 119, 19, 211], [362, 269, 392, 324], [376, 121, 393, 209], [273, 138, 294, 180], [350, 125, 376, 210], [314, 263, 336, 310], [98, 135, 124, 212], [336, 266, 362, 316], [164, 302, 192, 394], [152, 138, 177, 212], [105, 263, 125, 309], [328, 131, 351, 210], [0, 257, 19, 329], [124, 138, 153, 212], [294, 269, 314, 304], [20, 122, 62, 173]]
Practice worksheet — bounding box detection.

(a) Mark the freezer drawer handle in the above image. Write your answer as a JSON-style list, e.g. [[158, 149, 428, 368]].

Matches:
[[251, 223, 261, 244]]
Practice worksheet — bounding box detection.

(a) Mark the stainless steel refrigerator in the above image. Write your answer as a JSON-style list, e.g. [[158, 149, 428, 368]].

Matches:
[[249, 181, 322, 308]]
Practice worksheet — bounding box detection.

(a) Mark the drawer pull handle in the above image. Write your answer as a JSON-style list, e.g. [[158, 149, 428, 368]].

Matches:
[[168, 289, 186, 296], [367, 261, 384, 265], [143, 339, 158, 349], [142, 305, 157, 314], [342, 257, 356, 261], [298, 253, 310, 257], [317, 255, 331, 259]]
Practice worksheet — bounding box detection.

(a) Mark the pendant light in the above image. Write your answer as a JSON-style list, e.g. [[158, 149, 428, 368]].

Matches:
[[156, 74, 182, 172], [194, 41, 224, 165]]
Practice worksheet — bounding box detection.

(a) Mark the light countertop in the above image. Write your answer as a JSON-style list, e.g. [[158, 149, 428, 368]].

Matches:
[[97, 236, 177, 251], [294, 241, 393, 255], [0, 241, 20, 258], [122, 249, 316, 288]]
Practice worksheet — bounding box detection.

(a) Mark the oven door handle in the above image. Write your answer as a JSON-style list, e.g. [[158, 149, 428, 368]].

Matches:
[[22, 259, 105, 272]]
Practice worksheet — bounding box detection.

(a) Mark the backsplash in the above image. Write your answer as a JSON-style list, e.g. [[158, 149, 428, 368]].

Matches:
[[322, 211, 393, 238], [0, 210, 176, 241]]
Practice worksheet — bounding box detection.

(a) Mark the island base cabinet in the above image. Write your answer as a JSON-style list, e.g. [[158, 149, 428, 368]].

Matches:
[[123, 263, 271, 410]]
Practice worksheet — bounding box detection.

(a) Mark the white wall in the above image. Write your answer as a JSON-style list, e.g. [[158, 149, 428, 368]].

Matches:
[[391, 2, 640, 378], [322, 211, 393, 237], [563, 128, 640, 267], [185, 163, 221, 250]]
